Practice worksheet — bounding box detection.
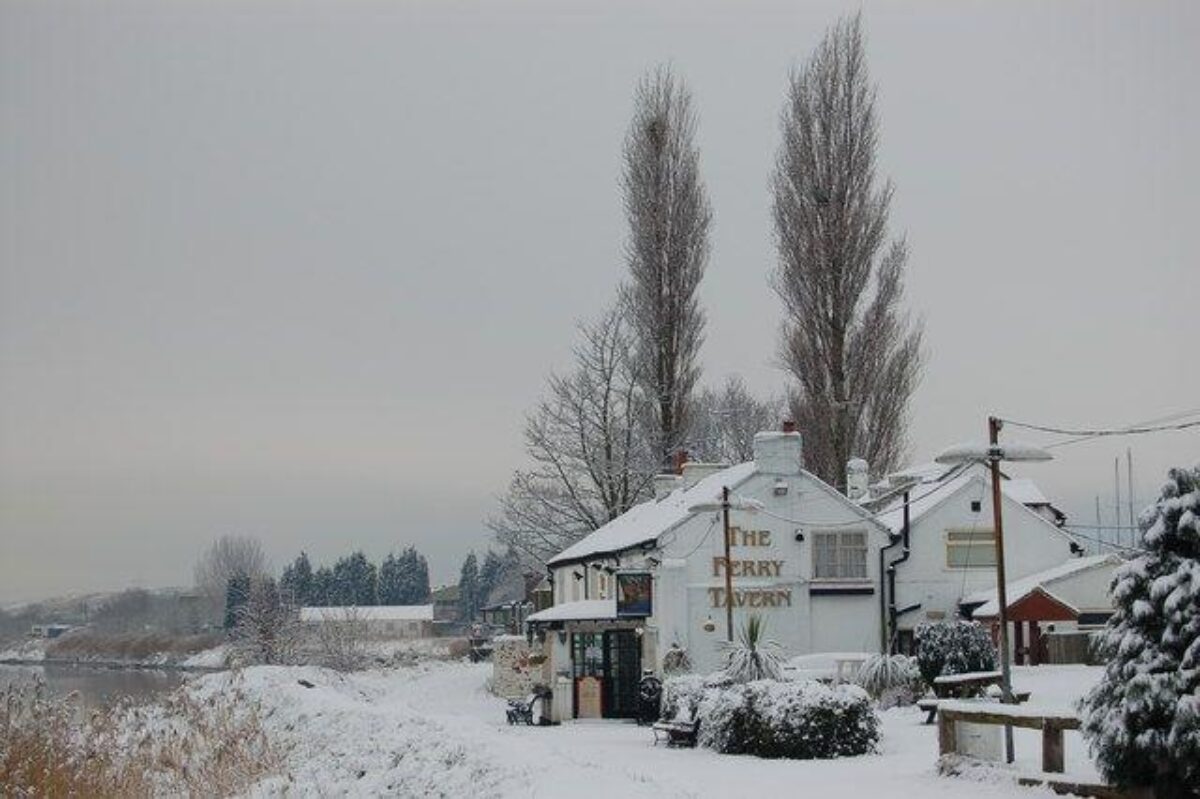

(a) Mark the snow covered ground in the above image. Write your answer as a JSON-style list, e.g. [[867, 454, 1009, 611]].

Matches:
[[190, 661, 1105, 797]]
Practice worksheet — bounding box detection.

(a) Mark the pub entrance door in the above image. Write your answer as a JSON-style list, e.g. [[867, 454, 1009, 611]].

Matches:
[[570, 629, 642, 719]]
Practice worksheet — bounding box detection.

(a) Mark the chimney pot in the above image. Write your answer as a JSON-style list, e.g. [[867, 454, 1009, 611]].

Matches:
[[782, 420, 796, 434]]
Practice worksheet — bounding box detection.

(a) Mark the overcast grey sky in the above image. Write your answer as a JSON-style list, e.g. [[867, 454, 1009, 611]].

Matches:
[[2, 0, 1196, 603]]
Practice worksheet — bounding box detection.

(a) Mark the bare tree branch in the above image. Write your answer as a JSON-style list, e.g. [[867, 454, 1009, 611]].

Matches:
[[771, 14, 924, 488], [621, 65, 711, 471], [489, 305, 656, 566]]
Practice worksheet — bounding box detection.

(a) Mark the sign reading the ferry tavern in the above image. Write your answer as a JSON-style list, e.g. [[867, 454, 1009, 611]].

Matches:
[[708, 526, 793, 609]]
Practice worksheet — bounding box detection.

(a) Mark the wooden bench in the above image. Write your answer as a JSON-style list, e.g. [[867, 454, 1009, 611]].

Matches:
[[919, 690, 1031, 724], [932, 670, 1003, 698], [936, 701, 1079, 773], [652, 715, 699, 748]]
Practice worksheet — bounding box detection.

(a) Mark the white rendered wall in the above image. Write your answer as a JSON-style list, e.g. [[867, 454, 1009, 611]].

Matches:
[[891, 474, 1080, 631]]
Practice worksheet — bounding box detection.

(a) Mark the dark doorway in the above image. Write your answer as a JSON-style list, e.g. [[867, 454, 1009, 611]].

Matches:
[[570, 629, 642, 719], [604, 630, 641, 719]]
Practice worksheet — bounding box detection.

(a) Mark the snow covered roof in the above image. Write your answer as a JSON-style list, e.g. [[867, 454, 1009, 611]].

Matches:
[[526, 599, 617, 624], [965, 554, 1121, 618], [1003, 478, 1048, 506], [871, 462, 1069, 535], [299, 605, 434, 622], [547, 462, 756, 566]]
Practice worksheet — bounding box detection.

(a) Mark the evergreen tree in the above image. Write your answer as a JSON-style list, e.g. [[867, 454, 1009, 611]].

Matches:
[[311, 565, 334, 607], [223, 573, 251, 631], [409, 547, 431, 604], [280, 552, 314, 606], [1081, 466, 1200, 796], [331, 551, 378, 606], [378, 553, 404, 605], [478, 550, 505, 609], [459, 552, 480, 621]]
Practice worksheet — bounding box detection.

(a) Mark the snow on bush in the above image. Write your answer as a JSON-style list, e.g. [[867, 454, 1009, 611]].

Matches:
[[660, 674, 707, 721], [854, 653, 923, 707], [661, 642, 693, 676], [915, 621, 997, 691], [1080, 466, 1200, 796], [695, 680, 879, 759]]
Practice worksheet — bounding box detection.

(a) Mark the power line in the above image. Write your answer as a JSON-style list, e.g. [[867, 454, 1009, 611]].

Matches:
[[1060, 527, 1146, 554], [999, 412, 1200, 442]]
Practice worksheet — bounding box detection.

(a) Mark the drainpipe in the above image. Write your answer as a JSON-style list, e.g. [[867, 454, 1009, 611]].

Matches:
[[885, 491, 913, 653], [878, 532, 903, 652]]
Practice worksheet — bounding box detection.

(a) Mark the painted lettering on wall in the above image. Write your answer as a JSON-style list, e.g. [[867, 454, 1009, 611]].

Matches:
[[707, 587, 793, 608], [709, 526, 792, 609]]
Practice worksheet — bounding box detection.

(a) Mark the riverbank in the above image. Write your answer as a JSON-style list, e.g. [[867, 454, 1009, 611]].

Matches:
[[0, 633, 228, 672]]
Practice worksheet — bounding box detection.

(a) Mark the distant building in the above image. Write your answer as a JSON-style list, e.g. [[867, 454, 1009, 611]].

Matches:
[[431, 584, 461, 622], [30, 623, 73, 639], [963, 553, 1121, 665], [298, 605, 434, 639]]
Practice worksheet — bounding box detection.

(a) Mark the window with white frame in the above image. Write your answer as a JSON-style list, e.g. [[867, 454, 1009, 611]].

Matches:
[[812, 531, 868, 580], [945, 529, 997, 568]]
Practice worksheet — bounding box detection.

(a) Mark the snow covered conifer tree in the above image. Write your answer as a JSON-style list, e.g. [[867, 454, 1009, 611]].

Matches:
[[1081, 466, 1200, 797], [459, 552, 480, 621]]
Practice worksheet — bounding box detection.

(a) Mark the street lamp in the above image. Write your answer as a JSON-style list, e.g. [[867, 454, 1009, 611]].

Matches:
[[935, 416, 1052, 763], [690, 489, 763, 642]]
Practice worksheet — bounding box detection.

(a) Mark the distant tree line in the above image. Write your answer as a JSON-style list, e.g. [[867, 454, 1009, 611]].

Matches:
[[275, 547, 431, 609], [456, 548, 524, 621]]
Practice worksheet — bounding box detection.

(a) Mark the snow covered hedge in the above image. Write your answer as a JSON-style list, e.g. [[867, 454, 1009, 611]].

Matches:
[[914, 621, 997, 691], [672, 679, 878, 759], [660, 674, 708, 722], [1080, 466, 1200, 796]]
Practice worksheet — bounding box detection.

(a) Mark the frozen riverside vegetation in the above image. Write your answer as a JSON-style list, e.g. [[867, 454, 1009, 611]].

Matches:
[[195, 661, 1105, 797]]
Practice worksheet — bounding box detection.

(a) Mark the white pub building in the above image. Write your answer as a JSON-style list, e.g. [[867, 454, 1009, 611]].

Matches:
[[525, 423, 1090, 722], [527, 425, 896, 721]]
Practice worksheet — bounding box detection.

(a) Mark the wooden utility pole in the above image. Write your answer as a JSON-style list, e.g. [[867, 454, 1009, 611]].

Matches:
[[722, 485, 734, 642], [988, 416, 1016, 763]]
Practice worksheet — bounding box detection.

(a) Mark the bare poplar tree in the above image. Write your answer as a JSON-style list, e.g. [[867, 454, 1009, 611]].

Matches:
[[688, 376, 784, 464], [772, 15, 924, 488], [193, 534, 267, 620], [489, 304, 655, 566], [621, 66, 711, 471]]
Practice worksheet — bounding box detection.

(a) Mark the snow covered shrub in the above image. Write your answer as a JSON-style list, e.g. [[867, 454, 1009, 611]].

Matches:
[[660, 674, 707, 721], [697, 680, 879, 759], [915, 621, 997, 692], [719, 614, 784, 684], [661, 642, 693, 676], [855, 653, 923, 707], [1080, 466, 1200, 797]]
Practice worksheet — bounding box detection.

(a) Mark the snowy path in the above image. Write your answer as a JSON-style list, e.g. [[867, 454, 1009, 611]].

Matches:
[[205, 662, 1103, 797]]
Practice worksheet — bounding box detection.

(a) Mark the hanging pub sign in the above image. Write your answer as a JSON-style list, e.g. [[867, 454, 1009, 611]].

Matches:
[[615, 572, 652, 618]]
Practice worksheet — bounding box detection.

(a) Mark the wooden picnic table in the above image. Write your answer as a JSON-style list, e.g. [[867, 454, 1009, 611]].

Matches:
[[932, 670, 1003, 698], [936, 700, 1080, 773]]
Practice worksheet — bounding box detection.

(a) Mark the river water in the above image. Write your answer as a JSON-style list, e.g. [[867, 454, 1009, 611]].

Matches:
[[0, 663, 189, 709]]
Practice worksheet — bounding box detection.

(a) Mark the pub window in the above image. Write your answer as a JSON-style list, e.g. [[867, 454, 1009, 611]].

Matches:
[[812, 531, 868, 580], [946, 529, 997, 568]]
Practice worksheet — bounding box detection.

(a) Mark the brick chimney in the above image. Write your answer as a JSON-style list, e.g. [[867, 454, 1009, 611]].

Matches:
[[671, 449, 689, 476]]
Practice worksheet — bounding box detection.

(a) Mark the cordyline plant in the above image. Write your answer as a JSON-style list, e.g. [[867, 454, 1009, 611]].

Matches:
[[720, 615, 784, 684]]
